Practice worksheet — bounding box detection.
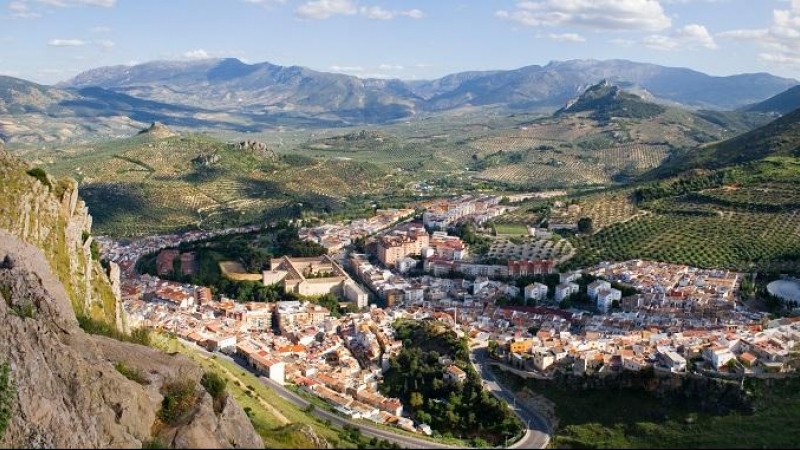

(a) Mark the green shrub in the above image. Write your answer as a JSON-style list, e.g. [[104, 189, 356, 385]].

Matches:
[[26, 167, 52, 190], [200, 371, 227, 414], [159, 377, 198, 425], [142, 438, 166, 449], [114, 362, 149, 385], [0, 361, 13, 436]]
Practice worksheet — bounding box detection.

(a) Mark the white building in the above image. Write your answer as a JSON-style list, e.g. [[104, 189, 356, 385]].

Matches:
[[596, 288, 622, 313], [524, 283, 549, 303], [556, 283, 580, 302], [588, 280, 612, 300]]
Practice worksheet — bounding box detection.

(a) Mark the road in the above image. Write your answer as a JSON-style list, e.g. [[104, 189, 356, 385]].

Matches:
[[180, 339, 456, 449], [257, 376, 458, 449], [470, 347, 552, 449]]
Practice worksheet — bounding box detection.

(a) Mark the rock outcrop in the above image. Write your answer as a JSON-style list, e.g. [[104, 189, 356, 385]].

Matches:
[[0, 151, 263, 448], [230, 140, 277, 161], [0, 150, 118, 325], [138, 121, 177, 139]]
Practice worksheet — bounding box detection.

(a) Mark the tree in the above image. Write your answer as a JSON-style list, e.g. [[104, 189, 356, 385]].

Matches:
[[578, 217, 594, 234], [409, 392, 424, 409]]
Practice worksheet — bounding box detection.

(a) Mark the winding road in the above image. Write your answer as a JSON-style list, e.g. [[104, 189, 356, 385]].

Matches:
[[470, 346, 552, 449]]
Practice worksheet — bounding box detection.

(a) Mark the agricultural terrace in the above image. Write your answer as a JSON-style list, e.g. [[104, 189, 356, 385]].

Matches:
[[565, 160, 800, 273], [34, 134, 395, 237], [547, 191, 640, 230], [485, 237, 574, 264]]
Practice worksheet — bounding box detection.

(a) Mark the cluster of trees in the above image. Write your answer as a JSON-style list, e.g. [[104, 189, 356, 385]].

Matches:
[[450, 223, 492, 256], [381, 321, 521, 445]]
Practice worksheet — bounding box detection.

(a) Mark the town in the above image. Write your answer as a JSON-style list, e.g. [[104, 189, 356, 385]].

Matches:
[[98, 194, 800, 439]]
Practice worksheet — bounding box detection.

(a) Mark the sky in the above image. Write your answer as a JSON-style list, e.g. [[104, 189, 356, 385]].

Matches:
[[1, 0, 800, 84]]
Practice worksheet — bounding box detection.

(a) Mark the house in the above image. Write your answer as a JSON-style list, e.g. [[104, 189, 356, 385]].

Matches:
[[596, 288, 622, 313], [251, 353, 286, 385], [588, 280, 612, 300], [556, 283, 580, 302], [739, 352, 758, 368], [524, 283, 549, 304], [662, 351, 686, 372], [532, 350, 555, 371], [443, 365, 467, 384], [703, 345, 736, 370]]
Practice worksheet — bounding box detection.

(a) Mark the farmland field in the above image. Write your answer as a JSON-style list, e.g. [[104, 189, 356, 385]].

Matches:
[[564, 158, 800, 273]]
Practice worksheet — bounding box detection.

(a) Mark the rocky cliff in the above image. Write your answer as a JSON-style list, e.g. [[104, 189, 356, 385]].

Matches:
[[0, 146, 263, 448]]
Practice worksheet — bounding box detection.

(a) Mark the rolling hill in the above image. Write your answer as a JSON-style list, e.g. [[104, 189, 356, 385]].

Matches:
[[651, 106, 800, 177], [744, 84, 800, 116]]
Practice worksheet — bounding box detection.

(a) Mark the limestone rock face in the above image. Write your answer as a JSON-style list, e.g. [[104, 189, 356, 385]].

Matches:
[[0, 231, 263, 449], [231, 140, 277, 161]]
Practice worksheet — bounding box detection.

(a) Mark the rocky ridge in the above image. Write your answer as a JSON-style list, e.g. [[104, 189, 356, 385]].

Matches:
[[0, 147, 263, 448]]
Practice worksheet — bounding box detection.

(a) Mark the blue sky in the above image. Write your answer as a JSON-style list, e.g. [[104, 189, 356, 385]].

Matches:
[[1, 0, 800, 84]]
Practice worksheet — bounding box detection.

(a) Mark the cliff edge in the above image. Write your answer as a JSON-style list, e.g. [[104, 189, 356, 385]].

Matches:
[[0, 146, 263, 448]]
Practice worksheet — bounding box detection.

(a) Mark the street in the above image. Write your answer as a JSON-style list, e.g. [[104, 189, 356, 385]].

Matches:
[[470, 347, 552, 449]]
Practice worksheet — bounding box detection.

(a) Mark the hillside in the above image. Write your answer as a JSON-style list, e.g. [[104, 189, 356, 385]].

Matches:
[[0, 146, 262, 448], [556, 80, 666, 121], [744, 84, 800, 115], [62, 58, 420, 123], [26, 128, 396, 237], [2, 58, 796, 144], [653, 106, 800, 177]]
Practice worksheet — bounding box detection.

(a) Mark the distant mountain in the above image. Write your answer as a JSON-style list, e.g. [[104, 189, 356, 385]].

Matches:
[[415, 59, 798, 111], [653, 107, 800, 177], [743, 85, 800, 115], [555, 80, 666, 121], [62, 58, 421, 123], [61, 58, 798, 117], [2, 58, 797, 143]]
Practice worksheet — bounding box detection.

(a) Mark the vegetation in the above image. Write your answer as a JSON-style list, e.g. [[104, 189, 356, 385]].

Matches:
[[158, 376, 199, 425], [114, 362, 149, 385], [77, 315, 153, 346], [200, 371, 228, 414], [381, 320, 522, 445], [565, 158, 800, 273], [0, 361, 14, 437], [496, 367, 800, 449], [25, 167, 51, 190]]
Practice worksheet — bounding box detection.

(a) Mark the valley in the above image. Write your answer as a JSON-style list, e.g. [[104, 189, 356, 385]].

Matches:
[[4, 52, 800, 450]]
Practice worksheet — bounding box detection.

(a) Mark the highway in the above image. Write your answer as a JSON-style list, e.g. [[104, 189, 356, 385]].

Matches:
[[470, 347, 552, 449]]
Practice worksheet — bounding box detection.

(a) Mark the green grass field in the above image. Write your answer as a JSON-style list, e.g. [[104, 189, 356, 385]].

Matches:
[[492, 223, 530, 236]]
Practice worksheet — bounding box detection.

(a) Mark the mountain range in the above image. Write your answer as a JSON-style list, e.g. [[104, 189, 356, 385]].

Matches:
[[1, 58, 799, 143]]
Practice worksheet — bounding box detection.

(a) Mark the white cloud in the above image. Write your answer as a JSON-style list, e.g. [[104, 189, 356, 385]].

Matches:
[[496, 0, 671, 32], [96, 39, 115, 50], [34, 0, 116, 7], [296, 0, 357, 19], [718, 0, 800, 68], [643, 23, 717, 51], [360, 6, 393, 19], [48, 39, 86, 46], [329, 65, 364, 72], [547, 32, 585, 42], [184, 49, 210, 59], [296, 1, 423, 20], [378, 64, 405, 70], [8, 1, 41, 18]]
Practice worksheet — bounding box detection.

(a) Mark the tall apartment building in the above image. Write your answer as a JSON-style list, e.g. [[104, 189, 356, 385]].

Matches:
[[377, 227, 430, 267]]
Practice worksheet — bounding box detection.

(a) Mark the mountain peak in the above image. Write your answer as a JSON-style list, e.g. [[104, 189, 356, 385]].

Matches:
[[557, 80, 665, 120], [138, 121, 175, 139]]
